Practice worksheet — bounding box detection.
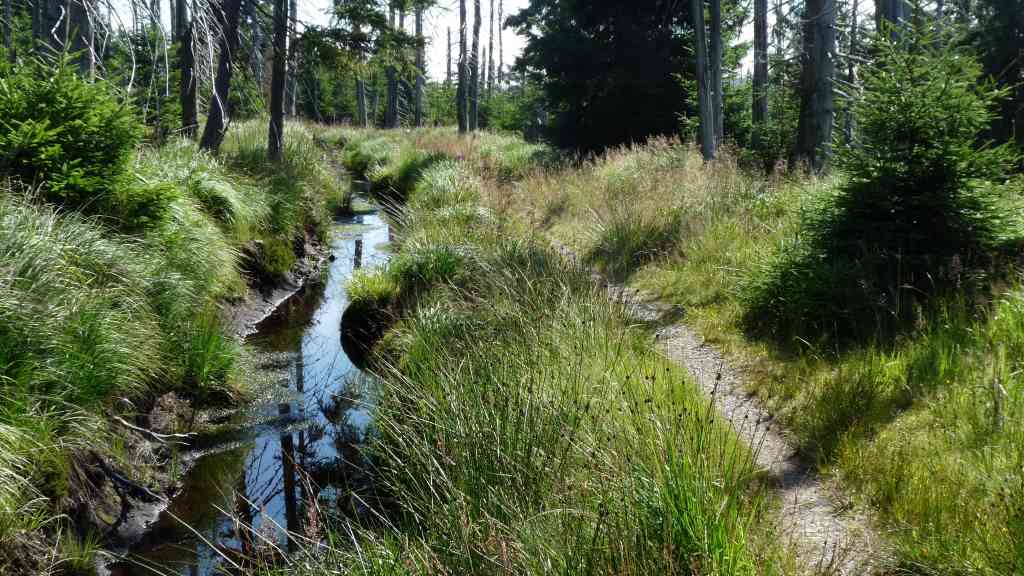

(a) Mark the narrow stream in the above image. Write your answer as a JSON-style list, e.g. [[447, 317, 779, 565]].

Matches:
[[109, 209, 390, 576]]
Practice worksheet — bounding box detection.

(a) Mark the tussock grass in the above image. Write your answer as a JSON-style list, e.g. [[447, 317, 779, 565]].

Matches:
[[465, 132, 1024, 575], [310, 145, 780, 574], [0, 119, 350, 560]]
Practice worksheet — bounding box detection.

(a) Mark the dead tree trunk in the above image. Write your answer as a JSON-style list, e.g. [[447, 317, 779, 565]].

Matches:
[[3, 0, 12, 59], [248, 0, 264, 88], [199, 0, 244, 153], [469, 0, 480, 130], [457, 0, 468, 133], [385, 6, 398, 128], [487, 0, 494, 96], [752, 0, 768, 150], [357, 76, 368, 127], [447, 26, 453, 86], [794, 0, 835, 172], [690, 0, 715, 160], [178, 0, 198, 136], [268, 0, 286, 160], [285, 0, 297, 115], [415, 6, 425, 127], [493, 0, 497, 86], [844, 0, 859, 144], [710, 0, 724, 145], [875, 0, 907, 40]]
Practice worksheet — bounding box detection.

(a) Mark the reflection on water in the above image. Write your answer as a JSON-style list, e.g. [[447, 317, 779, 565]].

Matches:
[[109, 212, 389, 576]]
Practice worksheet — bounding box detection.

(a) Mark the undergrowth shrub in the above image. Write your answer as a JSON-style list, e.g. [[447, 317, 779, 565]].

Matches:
[[744, 25, 1023, 345], [0, 58, 150, 224]]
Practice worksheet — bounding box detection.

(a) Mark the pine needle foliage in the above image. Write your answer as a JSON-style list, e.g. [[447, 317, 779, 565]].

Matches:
[[743, 23, 1023, 344]]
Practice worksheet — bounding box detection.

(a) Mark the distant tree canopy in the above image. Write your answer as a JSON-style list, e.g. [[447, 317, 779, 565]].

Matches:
[[509, 1, 701, 151]]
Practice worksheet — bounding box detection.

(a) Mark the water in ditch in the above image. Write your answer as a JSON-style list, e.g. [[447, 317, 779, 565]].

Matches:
[[107, 209, 390, 576]]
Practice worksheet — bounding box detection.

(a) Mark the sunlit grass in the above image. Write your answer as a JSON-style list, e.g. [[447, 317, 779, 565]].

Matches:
[[464, 132, 1024, 575], [300, 145, 782, 574], [0, 119, 351, 565]]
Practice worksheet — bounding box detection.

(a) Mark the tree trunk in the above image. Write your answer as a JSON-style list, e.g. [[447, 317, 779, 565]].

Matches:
[[199, 0, 244, 153], [88, 2, 96, 77], [385, 6, 398, 128], [415, 7, 425, 127], [369, 84, 379, 125], [876, 0, 907, 39], [710, 0, 724, 145], [469, 0, 480, 130], [493, 0, 497, 87], [64, 0, 91, 71], [1016, 80, 1024, 152], [285, 0, 298, 115], [844, 0, 858, 145], [178, 0, 198, 137], [249, 0, 264, 88], [752, 0, 768, 150], [3, 0, 12, 61], [268, 0, 287, 161], [691, 0, 715, 160], [357, 76, 368, 127], [457, 0, 468, 133], [447, 27, 453, 86], [487, 0, 494, 96], [481, 46, 487, 99], [794, 0, 835, 172]]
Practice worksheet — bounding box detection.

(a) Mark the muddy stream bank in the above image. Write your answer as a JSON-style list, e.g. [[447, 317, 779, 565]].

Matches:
[[105, 208, 390, 576]]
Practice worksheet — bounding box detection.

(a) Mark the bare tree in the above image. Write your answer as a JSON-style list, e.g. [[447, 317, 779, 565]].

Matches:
[[457, 0, 467, 133], [710, 0, 723, 145], [4, 0, 13, 59], [355, 14, 368, 127], [753, 0, 768, 149], [447, 26, 452, 85], [285, 0, 297, 115], [469, 0, 480, 130], [268, 0, 286, 160], [177, 0, 199, 135], [493, 0, 497, 86], [794, 0, 835, 171], [844, 0, 859, 144], [691, 0, 715, 160], [487, 0, 494, 96], [248, 0, 264, 87], [415, 5, 425, 126], [199, 0, 244, 153], [385, 4, 398, 128]]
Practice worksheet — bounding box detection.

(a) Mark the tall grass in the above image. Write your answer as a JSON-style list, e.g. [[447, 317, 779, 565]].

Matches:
[[299, 148, 778, 574], [0, 119, 351, 564], [462, 130, 1024, 575], [220, 120, 353, 277]]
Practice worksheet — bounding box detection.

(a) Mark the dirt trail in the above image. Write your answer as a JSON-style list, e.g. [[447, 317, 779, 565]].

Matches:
[[555, 242, 886, 575]]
